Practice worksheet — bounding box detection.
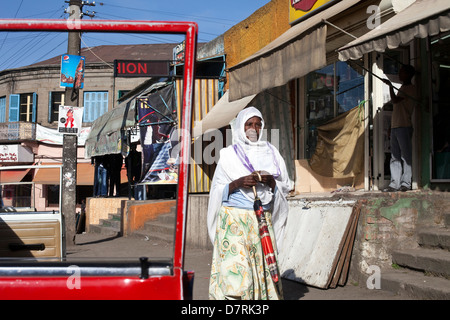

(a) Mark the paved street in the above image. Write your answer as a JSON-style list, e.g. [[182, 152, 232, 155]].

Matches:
[[69, 233, 412, 300]]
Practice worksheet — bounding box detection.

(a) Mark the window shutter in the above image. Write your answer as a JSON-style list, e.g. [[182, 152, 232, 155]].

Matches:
[[83, 91, 108, 122], [32, 92, 37, 123], [8, 94, 20, 122], [0, 97, 6, 122], [48, 92, 53, 123]]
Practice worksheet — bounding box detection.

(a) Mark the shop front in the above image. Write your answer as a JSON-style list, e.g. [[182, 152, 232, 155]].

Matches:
[[227, 0, 395, 192], [225, 0, 450, 192], [338, 0, 450, 190]]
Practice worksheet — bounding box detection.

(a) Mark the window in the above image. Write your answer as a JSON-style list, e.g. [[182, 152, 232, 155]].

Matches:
[[305, 61, 364, 158], [19, 93, 37, 122], [83, 91, 108, 122], [48, 92, 65, 123], [9, 93, 37, 122], [118, 90, 130, 99], [0, 96, 6, 122]]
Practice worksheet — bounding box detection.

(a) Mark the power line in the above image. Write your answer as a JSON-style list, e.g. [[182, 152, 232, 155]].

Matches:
[[22, 6, 65, 18], [0, 0, 24, 53], [13, 0, 24, 17], [0, 32, 64, 70], [93, 12, 218, 43], [0, 6, 65, 70], [31, 38, 67, 65], [79, 35, 113, 68], [102, 3, 239, 25]]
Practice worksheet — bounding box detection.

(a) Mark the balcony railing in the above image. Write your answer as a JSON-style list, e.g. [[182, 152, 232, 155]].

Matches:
[[0, 122, 36, 142]]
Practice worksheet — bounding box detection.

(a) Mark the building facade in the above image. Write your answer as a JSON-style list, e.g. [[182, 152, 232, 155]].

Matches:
[[0, 42, 225, 210], [216, 0, 450, 193]]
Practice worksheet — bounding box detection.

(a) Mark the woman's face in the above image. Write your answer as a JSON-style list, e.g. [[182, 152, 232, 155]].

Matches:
[[244, 116, 262, 142]]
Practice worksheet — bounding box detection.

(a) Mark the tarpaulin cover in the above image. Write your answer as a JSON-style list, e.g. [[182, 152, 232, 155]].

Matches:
[[138, 83, 178, 184], [84, 98, 136, 158], [309, 104, 365, 178]]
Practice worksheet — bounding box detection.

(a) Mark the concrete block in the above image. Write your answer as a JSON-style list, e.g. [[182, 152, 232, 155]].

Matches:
[[392, 248, 450, 278]]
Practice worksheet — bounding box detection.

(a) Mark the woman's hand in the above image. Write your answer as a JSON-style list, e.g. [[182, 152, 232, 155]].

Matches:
[[260, 174, 276, 190], [229, 174, 258, 192], [229, 171, 275, 193]]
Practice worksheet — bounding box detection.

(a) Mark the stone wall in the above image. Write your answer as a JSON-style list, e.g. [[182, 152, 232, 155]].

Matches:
[[348, 191, 450, 283]]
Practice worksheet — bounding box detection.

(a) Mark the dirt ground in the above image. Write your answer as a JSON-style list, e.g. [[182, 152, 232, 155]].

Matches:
[[68, 233, 412, 300]]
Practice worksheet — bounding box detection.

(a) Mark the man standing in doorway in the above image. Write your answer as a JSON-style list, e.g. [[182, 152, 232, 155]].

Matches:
[[383, 64, 417, 192]]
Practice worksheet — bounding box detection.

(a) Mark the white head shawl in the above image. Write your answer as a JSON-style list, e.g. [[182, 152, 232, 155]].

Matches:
[[207, 106, 293, 250]]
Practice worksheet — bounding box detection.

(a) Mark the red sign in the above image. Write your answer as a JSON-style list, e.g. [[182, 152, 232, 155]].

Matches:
[[114, 60, 170, 77]]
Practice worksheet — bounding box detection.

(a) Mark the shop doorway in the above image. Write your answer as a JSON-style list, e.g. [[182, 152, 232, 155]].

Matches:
[[430, 31, 450, 181], [373, 48, 413, 190]]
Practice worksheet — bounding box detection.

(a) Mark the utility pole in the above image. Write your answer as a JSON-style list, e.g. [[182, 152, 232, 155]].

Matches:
[[63, 0, 82, 246], [63, 0, 96, 245]]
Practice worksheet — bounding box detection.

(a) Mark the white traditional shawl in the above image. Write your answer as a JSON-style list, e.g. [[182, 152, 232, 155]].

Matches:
[[207, 107, 293, 250]]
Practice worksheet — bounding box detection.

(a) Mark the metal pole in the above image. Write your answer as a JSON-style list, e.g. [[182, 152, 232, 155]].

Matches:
[[63, 0, 82, 245]]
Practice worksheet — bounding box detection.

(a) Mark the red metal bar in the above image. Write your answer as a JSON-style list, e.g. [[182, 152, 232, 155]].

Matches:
[[0, 19, 196, 34], [0, 269, 184, 300], [0, 19, 197, 300]]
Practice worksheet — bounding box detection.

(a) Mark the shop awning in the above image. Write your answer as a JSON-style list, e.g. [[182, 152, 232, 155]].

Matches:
[[33, 163, 92, 185], [192, 91, 256, 138], [228, 0, 362, 101], [33, 163, 128, 186], [0, 169, 30, 184], [338, 0, 450, 61]]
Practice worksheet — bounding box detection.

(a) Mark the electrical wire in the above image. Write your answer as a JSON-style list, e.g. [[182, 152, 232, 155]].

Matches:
[[79, 35, 114, 69], [0, 1, 257, 70], [31, 37, 67, 65], [93, 12, 210, 42], [102, 3, 239, 25], [0, 0, 24, 53], [0, 6, 65, 70]]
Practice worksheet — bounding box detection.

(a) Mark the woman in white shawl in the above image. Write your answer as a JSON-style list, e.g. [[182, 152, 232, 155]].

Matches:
[[208, 106, 292, 300]]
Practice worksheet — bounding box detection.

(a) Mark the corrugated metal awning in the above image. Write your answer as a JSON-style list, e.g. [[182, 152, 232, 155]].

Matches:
[[228, 0, 362, 101], [338, 0, 450, 61]]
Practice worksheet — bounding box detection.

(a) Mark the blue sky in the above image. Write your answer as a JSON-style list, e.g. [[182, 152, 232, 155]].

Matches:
[[0, 0, 271, 71]]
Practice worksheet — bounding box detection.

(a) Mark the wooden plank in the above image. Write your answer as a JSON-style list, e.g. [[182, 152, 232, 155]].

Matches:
[[328, 202, 362, 288], [338, 202, 362, 286], [328, 206, 357, 288]]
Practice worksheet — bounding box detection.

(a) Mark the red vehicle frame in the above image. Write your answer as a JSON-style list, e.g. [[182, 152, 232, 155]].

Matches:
[[0, 19, 197, 300]]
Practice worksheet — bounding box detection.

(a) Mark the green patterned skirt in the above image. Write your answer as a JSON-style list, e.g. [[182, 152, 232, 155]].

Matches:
[[209, 206, 283, 300]]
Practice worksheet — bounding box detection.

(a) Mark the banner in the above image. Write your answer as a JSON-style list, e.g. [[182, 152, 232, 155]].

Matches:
[[58, 105, 84, 135], [60, 54, 85, 89], [138, 83, 179, 184], [36, 124, 90, 145]]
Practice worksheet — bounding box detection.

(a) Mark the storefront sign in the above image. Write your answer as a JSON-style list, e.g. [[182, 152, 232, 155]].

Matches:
[[60, 54, 85, 89], [0, 145, 33, 163], [58, 105, 84, 135], [114, 60, 170, 77], [290, 0, 337, 24], [173, 41, 185, 63]]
